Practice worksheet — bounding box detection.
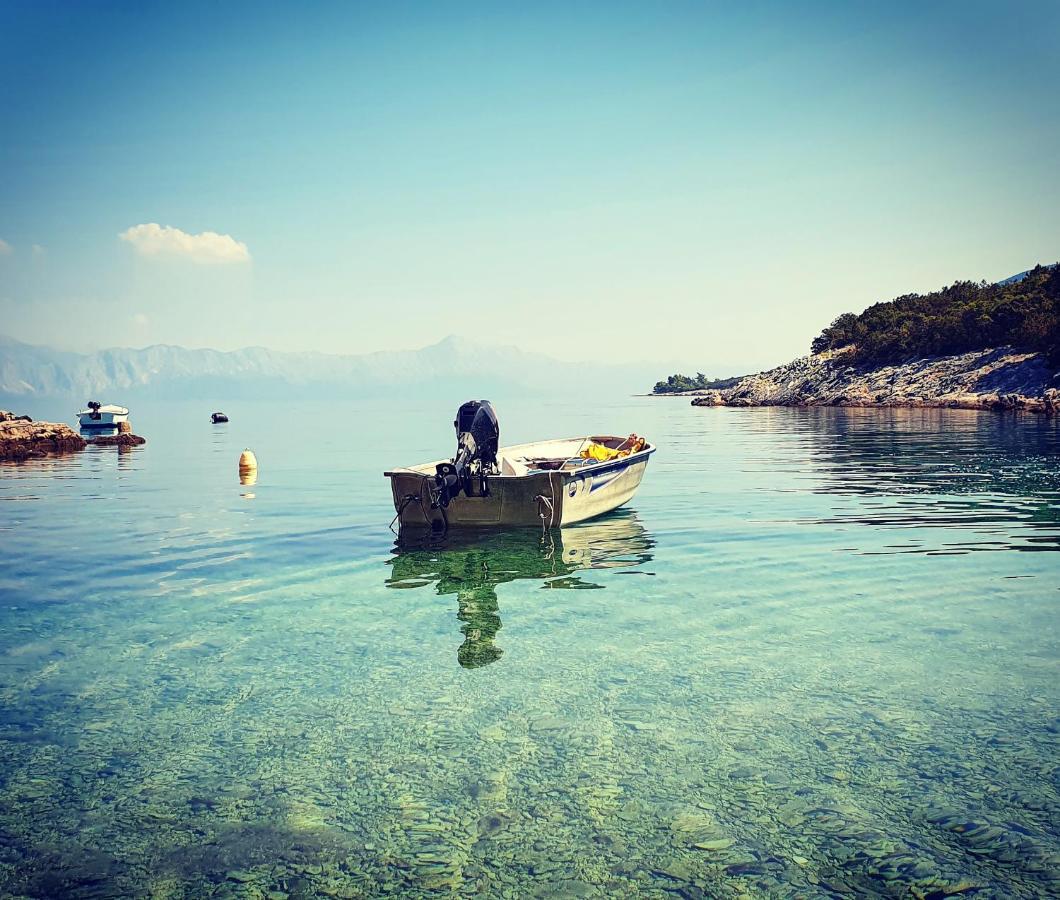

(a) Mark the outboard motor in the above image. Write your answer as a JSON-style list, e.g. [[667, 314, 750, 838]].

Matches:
[[434, 400, 499, 508]]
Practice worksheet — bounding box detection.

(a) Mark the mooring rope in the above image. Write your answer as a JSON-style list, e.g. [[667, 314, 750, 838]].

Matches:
[[389, 493, 420, 532], [534, 471, 560, 534]]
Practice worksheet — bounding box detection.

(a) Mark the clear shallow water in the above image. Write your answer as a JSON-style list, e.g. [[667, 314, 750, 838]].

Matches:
[[0, 399, 1058, 898]]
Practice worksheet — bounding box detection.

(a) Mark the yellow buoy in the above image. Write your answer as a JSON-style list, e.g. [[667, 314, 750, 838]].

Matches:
[[239, 449, 257, 474]]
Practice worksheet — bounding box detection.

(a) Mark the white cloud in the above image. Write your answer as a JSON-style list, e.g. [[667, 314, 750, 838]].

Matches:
[[119, 223, 251, 264], [0, 238, 11, 256], [133, 312, 149, 327]]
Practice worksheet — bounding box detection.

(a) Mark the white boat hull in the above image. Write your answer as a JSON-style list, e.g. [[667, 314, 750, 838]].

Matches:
[[77, 403, 129, 429], [78, 410, 129, 428], [386, 437, 655, 528]]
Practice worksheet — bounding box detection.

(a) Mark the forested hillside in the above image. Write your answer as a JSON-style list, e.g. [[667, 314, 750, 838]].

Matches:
[[811, 264, 1059, 364]]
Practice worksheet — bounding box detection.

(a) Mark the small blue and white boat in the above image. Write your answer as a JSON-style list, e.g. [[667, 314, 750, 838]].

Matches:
[[77, 401, 129, 430], [387, 434, 655, 528], [386, 401, 655, 529]]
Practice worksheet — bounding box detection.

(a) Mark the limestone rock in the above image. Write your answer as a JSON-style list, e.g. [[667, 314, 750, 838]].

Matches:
[[0, 418, 86, 460], [85, 433, 146, 447], [690, 391, 724, 407], [0, 410, 33, 423], [689, 347, 1057, 414]]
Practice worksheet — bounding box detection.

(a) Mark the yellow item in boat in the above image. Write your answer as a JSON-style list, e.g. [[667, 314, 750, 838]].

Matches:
[[581, 442, 620, 462], [580, 435, 647, 462]]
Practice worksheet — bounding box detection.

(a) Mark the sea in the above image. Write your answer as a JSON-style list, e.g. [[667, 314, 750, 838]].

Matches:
[[1, 396, 1058, 898]]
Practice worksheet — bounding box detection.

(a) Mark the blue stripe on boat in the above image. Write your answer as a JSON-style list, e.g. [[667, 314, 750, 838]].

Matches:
[[589, 470, 622, 492], [567, 447, 655, 493]]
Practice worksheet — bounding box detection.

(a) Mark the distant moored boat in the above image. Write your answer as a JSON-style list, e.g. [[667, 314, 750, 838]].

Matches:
[[77, 401, 129, 429]]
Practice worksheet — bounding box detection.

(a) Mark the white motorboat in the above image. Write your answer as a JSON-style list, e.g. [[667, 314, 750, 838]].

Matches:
[[77, 401, 129, 429], [385, 400, 655, 529]]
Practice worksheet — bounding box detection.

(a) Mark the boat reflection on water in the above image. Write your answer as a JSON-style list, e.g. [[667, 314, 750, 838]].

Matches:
[[385, 510, 655, 668]]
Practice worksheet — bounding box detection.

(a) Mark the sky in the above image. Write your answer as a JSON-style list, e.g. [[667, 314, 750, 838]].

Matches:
[[0, 1, 1057, 372]]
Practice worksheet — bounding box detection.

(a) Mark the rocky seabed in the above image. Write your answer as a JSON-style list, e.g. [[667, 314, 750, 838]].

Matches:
[[1, 626, 1056, 899]]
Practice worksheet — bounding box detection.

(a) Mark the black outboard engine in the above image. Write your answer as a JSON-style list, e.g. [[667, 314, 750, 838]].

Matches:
[[434, 400, 499, 508]]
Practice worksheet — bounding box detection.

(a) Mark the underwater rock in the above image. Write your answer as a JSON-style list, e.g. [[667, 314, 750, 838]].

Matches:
[[693, 838, 734, 851], [529, 716, 569, 733], [532, 878, 594, 898], [669, 811, 732, 852], [477, 811, 512, 836], [652, 857, 697, 881]]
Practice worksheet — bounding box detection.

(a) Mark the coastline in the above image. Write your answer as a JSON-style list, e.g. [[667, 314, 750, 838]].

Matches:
[[654, 347, 1059, 415]]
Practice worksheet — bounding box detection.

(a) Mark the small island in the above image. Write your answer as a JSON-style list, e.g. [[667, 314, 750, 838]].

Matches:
[[655, 264, 1060, 414]]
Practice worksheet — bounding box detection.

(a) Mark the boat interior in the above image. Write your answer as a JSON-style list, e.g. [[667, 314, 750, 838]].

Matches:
[[498, 434, 648, 477], [392, 435, 650, 481]]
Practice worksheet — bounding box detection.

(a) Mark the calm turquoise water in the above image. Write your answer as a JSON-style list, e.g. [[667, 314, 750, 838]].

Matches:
[[1, 398, 1058, 898]]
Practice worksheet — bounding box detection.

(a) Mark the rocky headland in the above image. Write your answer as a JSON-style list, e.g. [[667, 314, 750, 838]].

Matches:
[[686, 347, 1059, 414], [0, 412, 86, 460], [0, 410, 146, 460]]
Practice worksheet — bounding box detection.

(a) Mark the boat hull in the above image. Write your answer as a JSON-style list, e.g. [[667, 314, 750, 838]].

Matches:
[[78, 412, 129, 429], [557, 449, 654, 524], [386, 441, 655, 528]]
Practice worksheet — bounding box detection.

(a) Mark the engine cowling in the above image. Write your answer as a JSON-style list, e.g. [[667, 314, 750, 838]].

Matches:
[[434, 400, 499, 508]]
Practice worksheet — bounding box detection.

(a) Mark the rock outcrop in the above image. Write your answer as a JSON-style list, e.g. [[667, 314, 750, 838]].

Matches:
[[688, 347, 1059, 414], [85, 433, 146, 447], [0, 410, 33, 423], [1, 410, 148, 459], [0, 415, 87, 460]]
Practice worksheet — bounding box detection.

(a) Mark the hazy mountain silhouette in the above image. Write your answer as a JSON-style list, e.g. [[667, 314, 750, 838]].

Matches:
[[0, 333, 663, 404]]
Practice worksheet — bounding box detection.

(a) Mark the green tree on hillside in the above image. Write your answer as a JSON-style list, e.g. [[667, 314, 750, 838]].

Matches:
[[653, 373, 744, 394], [810, 264, 1060, 363]]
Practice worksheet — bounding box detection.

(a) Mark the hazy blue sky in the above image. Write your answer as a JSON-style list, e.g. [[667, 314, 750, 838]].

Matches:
[[1, 1, 1057, 371]]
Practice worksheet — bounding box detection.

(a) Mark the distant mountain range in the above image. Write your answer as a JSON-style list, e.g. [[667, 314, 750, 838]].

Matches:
[[0, 334, 663, 403]]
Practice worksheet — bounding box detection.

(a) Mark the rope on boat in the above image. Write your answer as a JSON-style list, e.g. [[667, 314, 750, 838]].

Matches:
[[535, 494, 554, 533], [390, 474, 449, 534], [389, 493, 421, 532], [534, 472, 560, 534]]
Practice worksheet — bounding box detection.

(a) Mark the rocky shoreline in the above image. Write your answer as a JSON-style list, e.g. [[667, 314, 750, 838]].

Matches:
[[0, 411, 146, 461], [683, 347, 1059, 414]]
